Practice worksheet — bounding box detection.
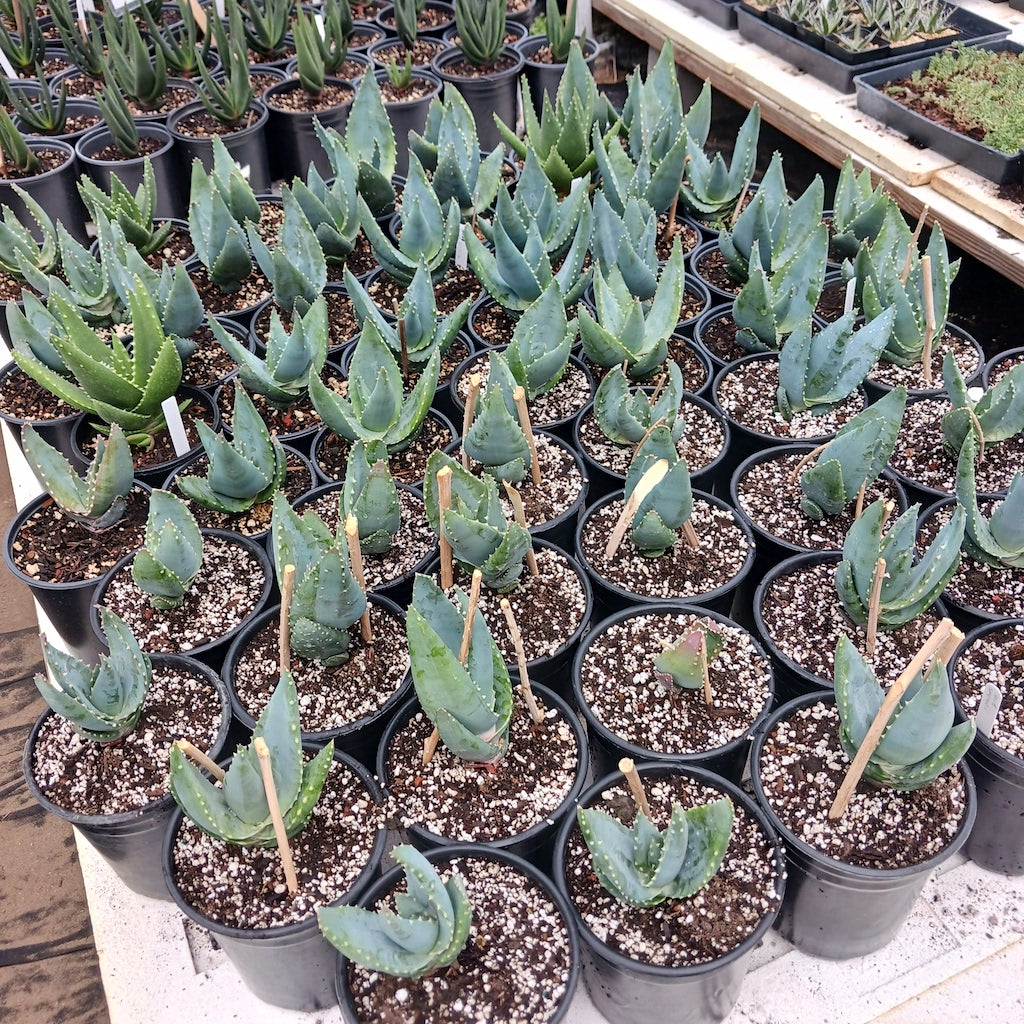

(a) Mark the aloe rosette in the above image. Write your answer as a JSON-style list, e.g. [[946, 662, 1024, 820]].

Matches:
[[461, 354, 533, 485], [131, 490, 204, 611], [955, 433, 1024, 569], [625, 425, 694, 558], [342, 440, 401, 556], [941, 350, 1024, 458], [593, 360, 686, 447]]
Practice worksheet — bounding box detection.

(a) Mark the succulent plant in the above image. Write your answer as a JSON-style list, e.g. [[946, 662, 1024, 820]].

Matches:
[[576, 795, 734, 908], [593, 359, 686, 447], [359, 153, 461, 286], [34, 608, 150, 743], [6, 70, 68, 136], [208, 134, 262, 227], [270, 491, 368, 665], [833, 634, 974, 790], [139, 0, 213, 81], [941, 351, 1024, 458], [829, 155, 894, 261], [592, 119, 688, 219], [49, 0, 105, 81], [625, 424, 694, 558], [212, 296, 329, 411], [423, 450, 532, 592], [503, 280, 576, 400], [131, 490, 204, 611], [175, 386, 288, 514], [392, 0, 423, 50], [102, 4, 168, 111], [194, 1, 255, 128], [408, 87, 505, 218], [187, 159, 254, 295], [292, 0, 350, 96], [496, 42, 619, 196], [0, 105, 39, 174], [169, 669, 334, 845], [452, 0, 505, 68], [0, 186, 57, 281], [835, 497, 965, 629], [590, 193, 661, 303], [247, 186, 328, 314], [775, 308, 895, 421], [0, 0, 44, 78], [342, 440, 401, 555], [462, 352, 533, 485], [406, 573, 513, 763], [798, 386, 907, 520], [6, 291, 69, 377], [241, 0, 294, 62], [21, 422, 134, 532], [309, 318, 439, 450], [318, 844, 472, 977], [955, 433, 1024, 569], [620, 40, 691, 174], [344, 259, 470, 366], [578, 238, 685, 381], [92, 81, 143, 160], [542, 0, 581, 63], [653, 620, 725, 691]]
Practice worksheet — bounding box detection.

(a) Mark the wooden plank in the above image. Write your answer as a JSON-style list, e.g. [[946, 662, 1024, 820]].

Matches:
[[931, 164, 1024, 244]]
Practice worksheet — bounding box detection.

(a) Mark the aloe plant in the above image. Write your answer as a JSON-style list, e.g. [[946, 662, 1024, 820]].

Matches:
[[829, 155, 893, 260], [49, 0, 105, 82], [131, 490, 204, 611], [578, 239, 685, 381], [462, 352, 532, 485], [175, 387, 288, 514], [423, 450, 532, 592], [212, 296, 329, 411], [292, 0, 350, 96], [139, 0, 213, 81], [193, 1, 255, 128], [102, 4, 168, 111], [309, 319, 439, 450], [21, 422, 134, 532], [0, 186, 57, 281], [6, 70, 68, 136], [91, 81, 142, 159], [833, 635, 974, 789], [593, 360, 686, 447], [208, 134, 262, 227], [541, 0, 580, 63], [406, 573, 513, 763], [241, 0, 295, 62], [576, 795, 734, 907], [625, 425, 694, 558], [187, 159, 255, 295], [34, 608, 150, 743], [270, 491, 368, 665], [6, 292, 69, 377], [0, 0, 43, 79], [318, 844, 472, 977], [342, 440, 401, 555], [169, 670, 334, 845], [941, 350, 1024, 458], [620, 40, 692, 174], [452, 0, 505, 68], [653, 620, 725, 691], [798, 386, 907, 520], [590, 193, 662, 303], [955, 433, 1024, 569], [503, 280, 576, 400], [0, 105, 39, 174], [775, 308, 895, 420], [835, 497, 965, 629]]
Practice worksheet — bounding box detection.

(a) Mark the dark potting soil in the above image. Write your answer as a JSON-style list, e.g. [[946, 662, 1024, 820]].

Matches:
[[757, 700, 968, 868], [866, 327, 981, 392], [171, 757, 382, 929], [379, 76, 439, 103], [82, 134, 168, 162], [734, 450, 905, 551], [372, 39, 447, 67], [757, 558, 945, 684], [179, 320, 246, 390], [0, 363, 80, 421], [952, 622, 1024, 760], [918, 500, 1024, 619], [692, 246, 742, 296], [1, 146, 69, 178], [345, 855, 574, 1024], [146, 223, 195, 268], [579, 497, 750, 601], [333, 232, 379, 281], [441, 53, 521, 78], [577, 609, 772, 753], [575, 398, 726, 477], [30, 660, 226, 816], [39, 110, 102, 136], [188, 263, 273, 317], [696, 308, 746, 364], [654, 215, 702, 261], [125, 85, 197, 119], [10, 487, 150, 584], [251, 288, 360, 349], [384, 696, 581, 842], [265, 81, 355, 112], [230, 604, 410, 734], [31, 663, 224, 815], [248, 199, 285, 249], [99, 534, 268, 654], [581, 336, 709, 393], [378, 5, 453, 32], [815, 279, 849, 323], [889, 398, 1024, 496], [986, 349, 1024, 387], [367, 265, 482, 318], [563, 774, 781, 967]]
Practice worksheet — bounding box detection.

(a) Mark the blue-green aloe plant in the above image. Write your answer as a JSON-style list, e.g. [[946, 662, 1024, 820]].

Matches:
[[835, 497, 965, 629], [132, 490, 204, 611], [34, 608, 150, 743], [590, 193, 662, 303], [503, 280, 576, 400], [619, 41, 690, 175], [309, 319, 439, 451], [833, 634, 974, 789], [461, 352, 533, 485], [423, 450, 532, 592], [955, 433, 1024, 569], [593, 359, 686, 447], [829, 155, 894, 261], [270, 491, 369, 666], [169, 670, 334, 845], [624, 424, 695, 558], [0, 187, 58, 282], [576, 794, 734, 907], [342, 440, 401, 555], [174, 386, 288, 514], [21, 422, 134, 532], [798, 386, 907, 520], [186, 158, 254, 295], [318, 844, 472, 977], [653, 619, 725, 691], [406, 572, 513, 764], [941, 350, 1024, 458]]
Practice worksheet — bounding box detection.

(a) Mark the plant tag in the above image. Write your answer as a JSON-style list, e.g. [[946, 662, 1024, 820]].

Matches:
[[314, 13, 326, 39], [80, 0, 96, 11], [967, 385, 985, 402], [844, 278, 857, 314], [105, 0, 129, 9], [455, 224, 468, 270], [0, 50, 15, 80], [214, 0, 226, 18], [161, 397, 191, 458], [237, 163, 252, 181], [570, 176, 584, 196], [576, 0, 594, 37], [975, 682, 1002, 738]]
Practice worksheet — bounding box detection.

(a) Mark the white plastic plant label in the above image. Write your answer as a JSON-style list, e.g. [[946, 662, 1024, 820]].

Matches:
[[161, 398, 192, 458], [455, 224, 469, 270], [975, 682, 1002, 739], [576, 0, 593, 37], [0, 49, 16, 80], [844, 278, 857, 315]]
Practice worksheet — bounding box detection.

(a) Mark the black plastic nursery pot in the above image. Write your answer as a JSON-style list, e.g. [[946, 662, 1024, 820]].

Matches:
[[375, 0, 456, 38], [13, 98, 102, 147], [163, 748, 387, 1011], [950, 619, 1024, 876], [516, 35, 598, 118], [749, 691, 977, 959], [0, 137, 89, 245], [552, 762, 786, 1024], [373, 69, 442, 178], [334, 842, 581, 1024], [376, 682, 589, 871], [24, 655, 232, 901], [571, 602, 776, 784], [983, 345, 1024, 387], [0, 360, 84, 467]]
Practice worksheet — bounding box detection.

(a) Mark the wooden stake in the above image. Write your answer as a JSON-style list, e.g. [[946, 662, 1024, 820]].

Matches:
[[513, 386, 542, 486], [397, 317, 409, 380], [854, 481, 867, 520], [966, 407, 986, 463], [422, 728, 440, 766], [254, 738, 299, 895], [279, 564, 295, 674], [13, 0, 24, 37], [501, 599, 543, 724], [865, 557, 886, 657], [604, 459, 669, 559], [458, 569, 483, 665], [899, 205, 929, 285], [436, 466, 454, 589], [345, 515, 373, 644], [829, 618, 956, 820], [665, 190, 679, 240], [921, 255, 936, 386], [699, 630, 714, 707], [681, 518, 701, 550], [618, 757, 652, 820], [731, 179, 752, 227], [788, 442, 830, 485], [188, 0, 208, 35], [502, 481, 539, 577], [461, 374, 481, 469], [175, 739, 225, 782]]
